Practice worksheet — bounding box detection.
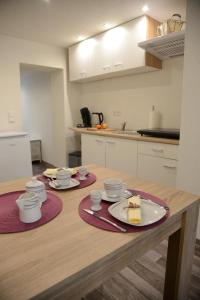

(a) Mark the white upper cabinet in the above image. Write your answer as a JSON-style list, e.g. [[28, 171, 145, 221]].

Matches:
[[68, 15, 162, 82], [92, 31, 113, 75], [111, 19, 146, 72]]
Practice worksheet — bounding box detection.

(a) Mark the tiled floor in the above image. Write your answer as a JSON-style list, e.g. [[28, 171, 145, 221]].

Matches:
[[84, 239, 200, 300], [32, 161, 55, 176]]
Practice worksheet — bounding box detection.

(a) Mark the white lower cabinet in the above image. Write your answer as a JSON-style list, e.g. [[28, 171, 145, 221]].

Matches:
[[105, 138, 137, 176], [81, 133, 179, 187], [81, 134, 137, 176], [82, 134, 105, 167], [0, 135, 32, 182]]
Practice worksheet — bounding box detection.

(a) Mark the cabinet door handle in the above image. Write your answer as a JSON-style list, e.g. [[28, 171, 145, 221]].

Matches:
[[103, 65, 111, 70], [152, 148, 164, 152], [80, 71, 87, 78], [106, 141, 115, 145], [95, 139, 103, 143], [114, 62, 123, 67], [9, 143, 16, 146], [163, 165, 176, 169]]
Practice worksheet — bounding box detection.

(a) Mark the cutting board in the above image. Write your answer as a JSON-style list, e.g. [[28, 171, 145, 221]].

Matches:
[[86, 128, 115, 132]]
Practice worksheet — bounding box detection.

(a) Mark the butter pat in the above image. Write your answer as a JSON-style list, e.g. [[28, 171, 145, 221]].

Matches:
[[128, 196, 141, 224]]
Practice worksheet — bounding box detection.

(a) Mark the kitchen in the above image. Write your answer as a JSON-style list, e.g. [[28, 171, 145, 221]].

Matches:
[[0, 0, 200, 299]]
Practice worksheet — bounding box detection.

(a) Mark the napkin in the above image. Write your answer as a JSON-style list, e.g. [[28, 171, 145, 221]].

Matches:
[[45, 168, 58, 176], [127, 196, 141, 224], [45, 168, 76, 176]]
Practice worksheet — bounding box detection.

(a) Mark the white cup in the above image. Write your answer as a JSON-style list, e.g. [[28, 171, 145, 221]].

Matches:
[[79, 166, 88, 181], [90, 190, 102, 211], [56, 169, 71, 186], [104, 178, 123, 199], [16, 192, 42, 223], [104, 179, 128, 201]]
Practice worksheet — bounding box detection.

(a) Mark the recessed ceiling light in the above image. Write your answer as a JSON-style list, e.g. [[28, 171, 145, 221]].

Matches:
[[104, 23, 112, 30], [77, 35, 86, 42], [142, 4, 149, 12]]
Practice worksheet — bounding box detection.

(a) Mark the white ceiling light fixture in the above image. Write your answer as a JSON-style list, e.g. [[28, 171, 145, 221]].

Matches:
[[142, 4, 149, 12]]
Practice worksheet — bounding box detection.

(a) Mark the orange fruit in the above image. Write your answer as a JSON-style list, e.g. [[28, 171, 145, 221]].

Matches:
[[101, 123, 108, 129], [96, 124, 101, 129]]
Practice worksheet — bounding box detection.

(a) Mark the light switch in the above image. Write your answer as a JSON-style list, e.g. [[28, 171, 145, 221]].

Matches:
[[113, 111, 121, 117], [8, 111, 15, 123]]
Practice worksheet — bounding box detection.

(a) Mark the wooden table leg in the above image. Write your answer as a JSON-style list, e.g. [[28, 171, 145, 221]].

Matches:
[[163, 203, 199, 300]]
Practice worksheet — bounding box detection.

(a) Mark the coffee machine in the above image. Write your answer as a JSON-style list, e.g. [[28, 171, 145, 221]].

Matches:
[[80, 107, 92, 127]]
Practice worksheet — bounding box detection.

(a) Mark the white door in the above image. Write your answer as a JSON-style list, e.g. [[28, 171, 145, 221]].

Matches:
[[105, 138, 138, 176], [138, 154, 177, 187], [81, 134, 106, 166]]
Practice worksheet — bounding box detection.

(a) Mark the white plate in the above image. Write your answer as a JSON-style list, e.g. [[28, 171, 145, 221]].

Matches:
[[108, 198, 167, 226], [43, 168, 77, 179], [101, 190, 133, 203], [49, 178, 80, 190]]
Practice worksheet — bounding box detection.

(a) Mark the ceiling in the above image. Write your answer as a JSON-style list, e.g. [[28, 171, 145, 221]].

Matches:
[[0, 0, 186, 47]]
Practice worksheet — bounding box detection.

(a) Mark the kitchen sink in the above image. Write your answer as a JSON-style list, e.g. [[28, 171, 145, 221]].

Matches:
[[115, 130, 139, 135]]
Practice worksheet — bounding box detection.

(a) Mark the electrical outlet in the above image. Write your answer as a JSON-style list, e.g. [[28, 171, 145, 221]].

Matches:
[[113, 111, 121, 117]]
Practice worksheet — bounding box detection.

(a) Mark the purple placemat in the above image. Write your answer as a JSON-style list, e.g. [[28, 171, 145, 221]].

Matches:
[[0, 191, 62, 233], [37, 172, 96, 190], [79, 189, 169, 233]]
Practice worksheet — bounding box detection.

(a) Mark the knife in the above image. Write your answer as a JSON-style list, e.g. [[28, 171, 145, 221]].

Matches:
[[83, 209, 127, 232]]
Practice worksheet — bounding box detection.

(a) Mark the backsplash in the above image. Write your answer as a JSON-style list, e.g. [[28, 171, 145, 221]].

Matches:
[[80, 57, 183, 130]]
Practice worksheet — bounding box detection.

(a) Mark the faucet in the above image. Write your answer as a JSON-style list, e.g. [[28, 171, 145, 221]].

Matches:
[[121, 121, 126, 131]]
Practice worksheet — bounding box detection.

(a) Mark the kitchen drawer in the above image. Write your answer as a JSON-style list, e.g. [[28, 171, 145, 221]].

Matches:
[[138, 154, 177, 187], [138, 141, 178, 160]]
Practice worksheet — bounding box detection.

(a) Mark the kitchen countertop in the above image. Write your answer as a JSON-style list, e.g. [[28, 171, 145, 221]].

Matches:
[[0, 131, 28, 138], [71, 127, 179, 145], [0, 164, 199, 299]]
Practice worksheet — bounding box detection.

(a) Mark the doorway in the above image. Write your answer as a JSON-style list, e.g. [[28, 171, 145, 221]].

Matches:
[[20, 64, 66, 175]]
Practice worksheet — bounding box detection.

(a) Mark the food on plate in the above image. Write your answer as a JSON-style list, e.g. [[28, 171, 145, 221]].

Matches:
[[127, 196, 141, 224], [96, 124, 102, 129]]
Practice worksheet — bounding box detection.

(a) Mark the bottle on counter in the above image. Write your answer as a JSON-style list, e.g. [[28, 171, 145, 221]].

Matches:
[[148, 105, 161, 129]]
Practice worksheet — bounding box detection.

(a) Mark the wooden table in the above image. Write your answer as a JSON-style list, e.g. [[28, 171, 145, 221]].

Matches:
[[0, 165, 199, 300]]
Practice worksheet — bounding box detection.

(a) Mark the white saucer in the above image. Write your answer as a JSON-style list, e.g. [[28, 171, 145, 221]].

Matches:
[[101, 190, 132, 203], [49, 178, 80, 190]]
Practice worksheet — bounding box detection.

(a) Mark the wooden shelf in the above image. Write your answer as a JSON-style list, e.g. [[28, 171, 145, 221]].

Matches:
[[138, 31, 185, 60]]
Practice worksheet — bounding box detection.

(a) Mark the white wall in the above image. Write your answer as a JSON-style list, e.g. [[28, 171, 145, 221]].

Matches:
[[21, 69, 54, 164], [80, 57, 183, 130], [176, 0, 200, 238], [0, 34, 80, 166]]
